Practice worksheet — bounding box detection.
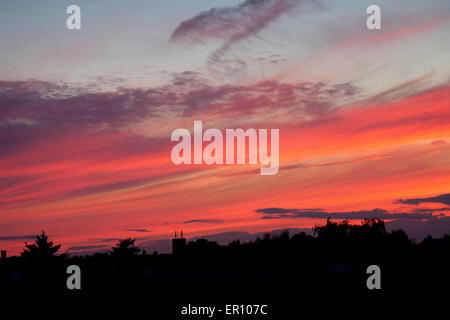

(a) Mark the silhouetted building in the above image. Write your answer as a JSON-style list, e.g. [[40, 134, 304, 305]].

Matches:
[[1, 250, 6, 259], [172, 230, 186, 255]]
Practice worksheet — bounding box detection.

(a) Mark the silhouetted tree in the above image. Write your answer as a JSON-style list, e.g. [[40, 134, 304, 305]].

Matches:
[[388, 229, 411, 248], [111, 238, 141, 257], [21, 231, 62, 260], [314, 218, 351, 243], [349, 218, 387, 245], [361, 218, 387, 234]]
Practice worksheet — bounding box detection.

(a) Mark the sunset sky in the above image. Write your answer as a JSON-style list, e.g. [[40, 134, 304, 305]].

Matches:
[[1, 0, 450, 255]]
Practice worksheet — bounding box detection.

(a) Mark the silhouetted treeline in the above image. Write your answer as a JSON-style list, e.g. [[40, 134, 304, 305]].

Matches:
[[1, 219, 449, 291]]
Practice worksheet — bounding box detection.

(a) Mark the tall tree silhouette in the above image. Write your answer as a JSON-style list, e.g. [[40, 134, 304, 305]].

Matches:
[[21, 231, 62, 259]]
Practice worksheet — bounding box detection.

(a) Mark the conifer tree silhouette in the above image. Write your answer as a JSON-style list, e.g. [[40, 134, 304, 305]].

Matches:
[[21, 231, 62, 259], [111, 238, 141, 257]]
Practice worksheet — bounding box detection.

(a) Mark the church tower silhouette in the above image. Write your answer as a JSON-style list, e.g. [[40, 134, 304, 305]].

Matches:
[[172, 230, 186, 255]]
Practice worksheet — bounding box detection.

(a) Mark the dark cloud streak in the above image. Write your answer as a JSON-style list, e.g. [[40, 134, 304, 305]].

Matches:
[[184, 219, 225, 224], [396, 193, 450, 206], [0, 235, 36, 241], [126, 229, 151, 232], [256, 207, 440, 220], [68, 245, 109, 251]]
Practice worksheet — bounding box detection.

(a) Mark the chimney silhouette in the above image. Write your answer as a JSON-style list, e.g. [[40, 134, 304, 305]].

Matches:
[[1, 250, 6, 259], [172, 230, 186, 255]]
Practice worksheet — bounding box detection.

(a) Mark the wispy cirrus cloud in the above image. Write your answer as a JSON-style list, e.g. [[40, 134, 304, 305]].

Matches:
[[171, 0, 322, 61], [171, 0, 300, 43], [0, 77, 356, 132], [0, 76, 363, 211], [1, 76, 448, 214]]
